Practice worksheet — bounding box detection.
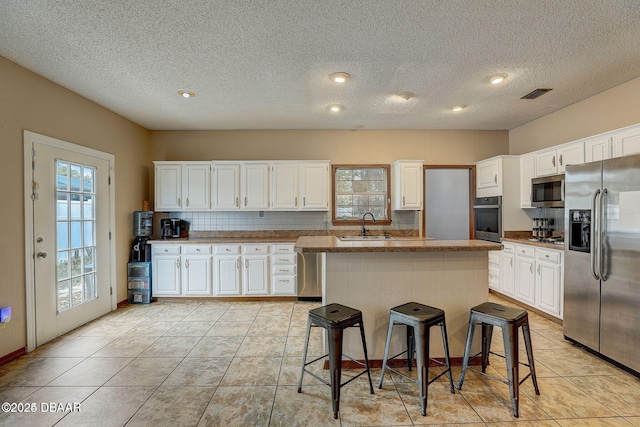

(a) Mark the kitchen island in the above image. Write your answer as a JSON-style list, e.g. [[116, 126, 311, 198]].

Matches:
[[294, 236, 502, 363]]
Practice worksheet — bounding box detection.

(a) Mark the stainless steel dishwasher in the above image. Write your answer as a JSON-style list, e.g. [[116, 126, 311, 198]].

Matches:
[[297, 252, 321, 300]]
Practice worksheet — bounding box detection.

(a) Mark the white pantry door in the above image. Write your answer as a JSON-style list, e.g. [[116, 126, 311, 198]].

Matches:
[[26, 132, 114, 347]]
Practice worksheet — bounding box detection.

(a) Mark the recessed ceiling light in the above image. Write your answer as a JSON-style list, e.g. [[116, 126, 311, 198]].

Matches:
[[397, 92, 414, 101], [177, 90, 195, 98], [328, 104, 344, 112], [451, 105, 466, 112], [489, 74, 507, 85], [330, 72, 350, 83]]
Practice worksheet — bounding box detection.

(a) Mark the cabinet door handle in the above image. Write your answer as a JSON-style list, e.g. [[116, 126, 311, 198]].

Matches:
[[552, 155, 556, 167], [176, 260, 180, 269], [403, 196, 406, 206], [237, 258, 240, 269], [510, 258, 513, 267], [244, 197, 247, 206], [186, 198, 189, 207], [494, 174, 497, 184], [185, 260, 189, 269], [178, 197, 181, 207], [235, 197, 239, 207], [303, 196, 306, 207], [537, 265, 541, 275], [530, 264, 533, 274], [245, 259, 248, 268], [559, 154, 563, 166], [295, 196, 298, 207]]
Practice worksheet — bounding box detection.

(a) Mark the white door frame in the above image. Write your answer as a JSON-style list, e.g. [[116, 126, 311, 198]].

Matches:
[[23, 130, 117, 352]]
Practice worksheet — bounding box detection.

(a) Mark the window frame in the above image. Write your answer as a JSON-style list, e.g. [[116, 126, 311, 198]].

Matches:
[[331, 164, 392, 226]]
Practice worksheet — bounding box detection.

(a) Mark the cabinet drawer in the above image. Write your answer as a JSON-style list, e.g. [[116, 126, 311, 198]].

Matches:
[[273, 265, 296, 275], [271, 244, 295, 254], [128, 262, 151, 277], [502, 243, 515, 254], [128, 277, 150, 290], [215, 245, 241, 255], [537, 248, 562, 264], [153, 245, 181, 255], [272, 276, 297, 295], [182, 245, 211, 255], [516, 245, 535, 258], [272, 254, 296, 265], [243, 244, 270, 254]]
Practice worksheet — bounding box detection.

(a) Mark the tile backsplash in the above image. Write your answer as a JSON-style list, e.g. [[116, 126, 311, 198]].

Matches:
[[523, 207, 565, 234], [170, 210, 419, 233]]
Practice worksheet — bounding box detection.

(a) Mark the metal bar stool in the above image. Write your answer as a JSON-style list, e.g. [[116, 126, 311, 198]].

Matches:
[[378, 302, 455, 416], [297, 303, 374, 419], [457, 302, 540, 417]]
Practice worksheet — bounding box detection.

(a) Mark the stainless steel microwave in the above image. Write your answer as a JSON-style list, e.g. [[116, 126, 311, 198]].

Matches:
[[531, 174, 564, 208]]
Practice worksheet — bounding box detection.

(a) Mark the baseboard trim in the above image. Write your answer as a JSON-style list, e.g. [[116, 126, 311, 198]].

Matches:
[[0, 347, 26, 367]]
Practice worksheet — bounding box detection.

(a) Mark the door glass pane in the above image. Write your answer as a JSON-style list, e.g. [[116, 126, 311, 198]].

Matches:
[[56, 160, 98, 312], [57, 193, 69, 220]]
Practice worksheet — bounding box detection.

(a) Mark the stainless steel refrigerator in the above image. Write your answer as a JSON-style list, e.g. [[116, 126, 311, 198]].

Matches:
[[564, 153, 640, 374]]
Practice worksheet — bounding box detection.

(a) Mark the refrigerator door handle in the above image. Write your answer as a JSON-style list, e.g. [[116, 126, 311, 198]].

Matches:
[[600, 188, 608, 282], [590, 189, 601, 280]]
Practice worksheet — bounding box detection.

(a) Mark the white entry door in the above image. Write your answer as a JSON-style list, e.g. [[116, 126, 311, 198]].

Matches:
[[25, 132, 114, 348]]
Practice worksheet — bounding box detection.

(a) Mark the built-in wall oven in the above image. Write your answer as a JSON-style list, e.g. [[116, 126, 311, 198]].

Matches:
[[473, 196, 502, 242]]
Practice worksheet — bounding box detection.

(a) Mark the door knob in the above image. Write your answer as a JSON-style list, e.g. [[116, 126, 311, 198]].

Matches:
[[37, 252, 47, 259]]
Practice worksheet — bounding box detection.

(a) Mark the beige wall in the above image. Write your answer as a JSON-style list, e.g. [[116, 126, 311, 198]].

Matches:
[[509, 76, 640, 154], [150, 129, 508, 164], [0, 56, 150, 359]]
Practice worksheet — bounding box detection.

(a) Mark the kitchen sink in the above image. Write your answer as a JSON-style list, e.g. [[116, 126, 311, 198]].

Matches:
[[339, 235, 394, 241]]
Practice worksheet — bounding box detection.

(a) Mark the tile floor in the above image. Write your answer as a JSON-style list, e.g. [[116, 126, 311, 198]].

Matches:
[[1, 294, 640, 426]]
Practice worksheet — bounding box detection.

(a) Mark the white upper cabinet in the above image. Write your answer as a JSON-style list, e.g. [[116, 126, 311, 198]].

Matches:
[[535, 149, 558, 177], [243, 162, 270, 210], [535, 141, 584, 176], [182, 162, 211, 210], [520, 154, 536, 208], [213, 162, 241, 210], [585, 135, 613, 163], [393, 160, 423, 210], [557, 141, 584, 173], [475, 157, 502, 197], [154, 162, 182, 211], [154, 162, 211, 211], [272, 163, 299, 210], [613, 125, 640, 158], [299, 162, 330, 210]]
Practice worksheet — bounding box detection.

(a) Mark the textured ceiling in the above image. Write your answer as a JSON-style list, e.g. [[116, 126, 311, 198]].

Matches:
[[1, 0, 640, 131]]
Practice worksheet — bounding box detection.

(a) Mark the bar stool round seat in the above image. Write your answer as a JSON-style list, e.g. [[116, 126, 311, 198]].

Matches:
[[297, 303, 374, 419], [378, 302, 455, 416], [457, 302, 540, 417]]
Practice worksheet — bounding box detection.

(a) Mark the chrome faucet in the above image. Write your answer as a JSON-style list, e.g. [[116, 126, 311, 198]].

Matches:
[[361, 212, 376, 236]]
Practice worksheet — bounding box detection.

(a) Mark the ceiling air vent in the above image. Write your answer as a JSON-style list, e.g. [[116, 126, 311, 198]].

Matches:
[[521, 88, 553, 100]]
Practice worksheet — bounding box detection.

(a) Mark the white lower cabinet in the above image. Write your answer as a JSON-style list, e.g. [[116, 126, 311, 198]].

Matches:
[[153, 244, 213, 297], [500, 243, 516, 297], [153, 241, 298, 298], [514, 245, 535, 306], [491, 242, 563, 319], [488, 250, 501, 291], [242, 244, 270, 295], [182, 245, 213, 296], [153, 249, 182, 296], [271, 244, 297, 295], [535, 248, 563, 318]]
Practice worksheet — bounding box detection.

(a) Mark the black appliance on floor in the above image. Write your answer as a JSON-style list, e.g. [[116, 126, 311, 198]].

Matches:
[[128, 211, 153, 303]]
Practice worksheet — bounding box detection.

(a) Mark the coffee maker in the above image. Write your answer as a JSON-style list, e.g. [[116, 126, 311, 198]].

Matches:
[[160, 218, 184, 239]]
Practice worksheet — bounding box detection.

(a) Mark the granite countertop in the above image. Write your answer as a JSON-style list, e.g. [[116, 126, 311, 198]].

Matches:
[[501, 237, 566, 250], [294, 236, 503, 253]]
